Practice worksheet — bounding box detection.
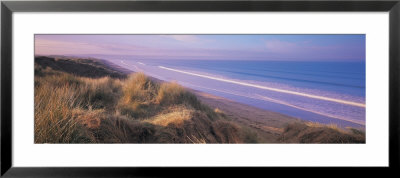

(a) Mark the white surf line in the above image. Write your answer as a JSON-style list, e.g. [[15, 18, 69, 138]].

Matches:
[[180, 81, 364, 125], [138, 62, 145, 65], [159, 66, 365, 108]]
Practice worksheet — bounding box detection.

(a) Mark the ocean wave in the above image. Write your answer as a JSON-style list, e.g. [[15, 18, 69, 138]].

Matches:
[[158, 66, 365, 108]]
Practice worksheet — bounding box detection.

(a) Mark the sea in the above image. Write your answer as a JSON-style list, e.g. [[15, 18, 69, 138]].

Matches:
[[110, 59, 365, 128]]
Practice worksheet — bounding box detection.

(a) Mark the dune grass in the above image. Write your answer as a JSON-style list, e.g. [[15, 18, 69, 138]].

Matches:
[[35, 61, 258, 143], [34, 75, 92, 143]]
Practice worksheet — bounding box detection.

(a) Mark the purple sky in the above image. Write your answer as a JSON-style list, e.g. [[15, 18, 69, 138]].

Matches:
[[35, 34, 365, 61]]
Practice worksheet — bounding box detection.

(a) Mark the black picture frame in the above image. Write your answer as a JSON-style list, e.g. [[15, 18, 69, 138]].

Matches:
[[1, 0, 399, 177]]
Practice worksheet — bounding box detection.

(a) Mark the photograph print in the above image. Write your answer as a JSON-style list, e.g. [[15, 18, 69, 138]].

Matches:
[[34, 34, 366, 143]]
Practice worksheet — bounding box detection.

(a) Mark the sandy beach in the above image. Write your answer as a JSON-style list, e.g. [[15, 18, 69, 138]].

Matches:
[[193, 90, 301, 141]]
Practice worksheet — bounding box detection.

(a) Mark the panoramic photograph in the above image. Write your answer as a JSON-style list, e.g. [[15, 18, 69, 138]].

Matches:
[[34, 34, 366, 143]]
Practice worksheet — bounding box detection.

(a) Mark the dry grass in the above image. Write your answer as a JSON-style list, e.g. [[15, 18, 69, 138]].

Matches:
[[187, 135, 207, 144], [117, 73, 159, 118], [34, 77, 92, 143], [78, 77, 123, 110], [211, 120, 241, 143], [157, 82, 202, 110], [121, 73, 158, 104], [73, 108, 104, 129], [34, 62, 255, 143], [145, 107, 194, 127], [279, 122, 365, 143], [305, 122, 340, 131]]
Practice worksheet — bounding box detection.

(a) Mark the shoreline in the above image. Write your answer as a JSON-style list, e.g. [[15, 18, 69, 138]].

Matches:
[[107, 59, 365, 129], [103, 59, 363, 139]]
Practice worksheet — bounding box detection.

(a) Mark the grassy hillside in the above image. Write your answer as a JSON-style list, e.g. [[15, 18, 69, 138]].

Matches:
[[34, 56, 365, 143], [34, 57, 255, 143], [35, 56, 128, 79]]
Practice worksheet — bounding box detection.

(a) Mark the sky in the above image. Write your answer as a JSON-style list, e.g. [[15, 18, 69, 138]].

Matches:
[[35, 34, 365, 61]]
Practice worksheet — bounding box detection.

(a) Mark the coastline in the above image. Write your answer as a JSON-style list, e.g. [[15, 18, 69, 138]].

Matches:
[[34, 56, 365, 143], [106, 59, 364, 129]]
